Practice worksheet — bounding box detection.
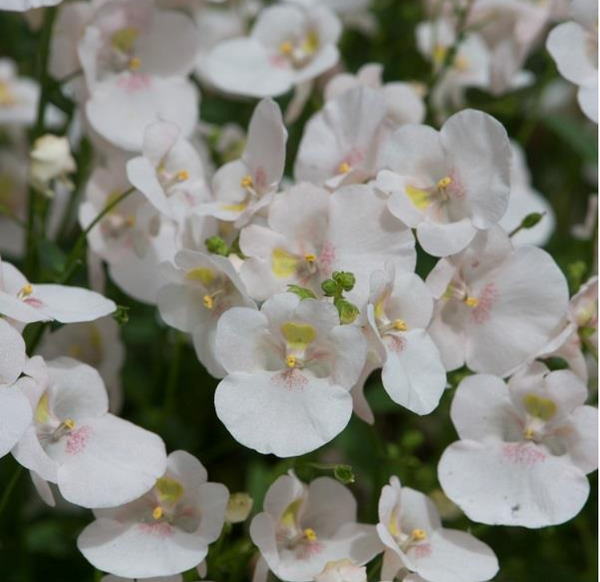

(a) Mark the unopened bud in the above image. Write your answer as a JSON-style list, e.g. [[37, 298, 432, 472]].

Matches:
[[225, 492, 253, 524]]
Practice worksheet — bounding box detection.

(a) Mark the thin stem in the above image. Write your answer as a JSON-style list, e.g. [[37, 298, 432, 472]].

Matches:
[[58, 186, 135, 285], [0, 466, 23, 516], [164, 332, 185, 419], [25, 6, 58, 278]]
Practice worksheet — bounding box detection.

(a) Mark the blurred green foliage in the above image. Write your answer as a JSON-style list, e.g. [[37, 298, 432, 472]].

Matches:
[[0, 1, 597, 581]]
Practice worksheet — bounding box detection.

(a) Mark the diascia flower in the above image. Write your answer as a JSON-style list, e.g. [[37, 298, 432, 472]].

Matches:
[[127, 120, 208, 222], [78, 450, 228, 578], [537, 276, 598, 382], [214, 293, 366, 457], [0, 318, 32, 459], [0, 0, 62, 12], [324, 63, 426, 128], [39, 316, 126, 413], [439, 364, 598, 528], [294, 86, 388, 189], [157, 249, 256, 378], [377, 477, 499, 582], [204, 2, 341, 98], [250, 472, 382, 582], [12, 357, 167, 508], [363, 262, 446, 415], [376, 109, 511, 257], [547, 0, 598, 123], [426, 227, 569, 376], [239, 183, 416, 302], [0, 257, 116, 324], [198, 98, 287, 228]]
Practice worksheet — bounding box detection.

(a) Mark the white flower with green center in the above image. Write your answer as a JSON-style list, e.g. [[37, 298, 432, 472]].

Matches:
[[78, 450, 228, 579], [214, 292, 367, 456], [439, 364, 598, 528], [377, 477, 499, 582], [157, 249, 256, 378], [250, 472, 382, 582], [377, 109, 511, 257], [239, 182, 416, 303], [12, 357, 167, 509]]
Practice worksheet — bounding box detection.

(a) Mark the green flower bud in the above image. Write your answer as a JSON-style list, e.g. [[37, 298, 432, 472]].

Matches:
[[336, 299, 359, 324], [321, 279, 338, 297], [205, 236, 229, 257], [332, 271, 356, 292]]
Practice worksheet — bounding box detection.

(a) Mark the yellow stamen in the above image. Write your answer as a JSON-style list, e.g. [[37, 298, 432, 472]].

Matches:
[[412, 528, 427, 541], [286, 355, 297, 368], [0, 81, 16, 107], [393, 319, 408, 332], [203, 294, 214, 310], [523, 428, 535, 440], [177, 170, 189, 182], [240, 175, 254, 189], [152, 506, 163, 520], [63, 418, 76, 430], [465, 296, 479, 308], [437, 176, 452, 190], [338, 161, 351, 175], [279, 41, 294, 55], [304, 527, 317, 542], [129, 56, 141, 71], [304, 253, 317, 263], [19, 283, 33, 298], [125, 216, 135, 227]]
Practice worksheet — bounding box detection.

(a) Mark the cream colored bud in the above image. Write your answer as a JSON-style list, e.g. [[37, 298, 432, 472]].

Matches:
[[225, 492, 253, 524], [29, 134, 76, 194]]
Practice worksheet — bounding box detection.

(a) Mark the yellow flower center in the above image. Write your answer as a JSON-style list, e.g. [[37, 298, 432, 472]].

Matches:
[[286, 355, 297, 368], [177, 170, 189, 182], [304, 253, 317, 263], [152, 506, 163, 520], [240, 175, 254, 189], [338, 161, 351, 174], [393, 319, 408, 331], [412, 528, 427, 541], [464, 296, 479, 308], [203, 294, 214, 310], [304, 527, 317, 542]]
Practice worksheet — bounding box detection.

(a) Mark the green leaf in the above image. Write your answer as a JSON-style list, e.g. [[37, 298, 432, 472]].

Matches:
[[543, 115, 598, 163], [287, 284, 317, 300]]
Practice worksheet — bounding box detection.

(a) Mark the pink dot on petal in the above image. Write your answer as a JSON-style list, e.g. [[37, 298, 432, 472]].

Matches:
[[502, 442, 547, 465], [65, 425, 93, 455]]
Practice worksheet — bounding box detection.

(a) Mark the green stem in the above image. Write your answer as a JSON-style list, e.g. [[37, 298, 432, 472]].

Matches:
[[163, 332, 185, 419], [25, 6, 58, 278], [0, 466, 23, 516], [58, 186, 135, 285]]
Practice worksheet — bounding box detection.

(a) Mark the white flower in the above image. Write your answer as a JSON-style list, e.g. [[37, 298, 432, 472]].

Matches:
[[204, 3, 341, 98], [12, 357, 167, 508], [324, 63, 426, 130], [364, 262, 446, 415], [239, 183, 416, 302], [79, 158, 178, 305], [127, 120, 208, 221], [426, 227, 569, 376], [214, 293, 367, 457], [250, 471, 382, 582], [0, 319, 32, 459], [78, 450, 228, 578], [537, 276, 598, 382], [314, 559, 366, 582], [547, 0, 598, 123], [0, 0, 62, 12], [499, 142, 555, 246], [377, 477, 499, 582], [86, 74, 199, 152], [0, 257, 116, 324], [157, 249, 256, 377], [198, 99, 287, 228], [38, 316, 126, 413], [0, 58, 39, 125], [29, 134, 76, 194], [295, 86, 388, 189], [438, 364, 598, 527], [377, 109, 511, 257]]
